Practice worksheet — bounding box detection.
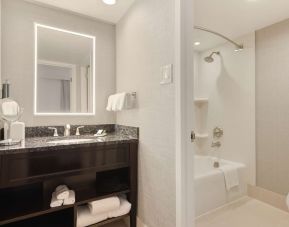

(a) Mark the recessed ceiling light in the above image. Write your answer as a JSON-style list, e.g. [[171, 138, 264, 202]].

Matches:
[[194, 42, 201, 46], [102, 0, 116, 5]]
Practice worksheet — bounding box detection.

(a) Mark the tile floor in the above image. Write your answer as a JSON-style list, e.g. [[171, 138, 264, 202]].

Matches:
[[196, 197, 289, 227], [102, 197, 289, 227]]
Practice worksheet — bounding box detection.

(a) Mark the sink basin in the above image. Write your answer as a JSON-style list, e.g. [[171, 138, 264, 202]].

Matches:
[[47, 138, 94, 144]]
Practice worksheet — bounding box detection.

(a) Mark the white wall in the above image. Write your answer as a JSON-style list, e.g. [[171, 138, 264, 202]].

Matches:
[[194, 33, 256, 185], [1, 0, 116, 126], [116, 0, 176, 226], [256, 18, 289, 195]]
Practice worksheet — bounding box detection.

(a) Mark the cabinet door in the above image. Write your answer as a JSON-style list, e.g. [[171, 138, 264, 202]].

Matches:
[[0, 144, 129, 187]]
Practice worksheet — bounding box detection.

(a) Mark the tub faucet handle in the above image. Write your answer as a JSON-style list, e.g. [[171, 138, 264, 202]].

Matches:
[[213, 127, 224, 138]]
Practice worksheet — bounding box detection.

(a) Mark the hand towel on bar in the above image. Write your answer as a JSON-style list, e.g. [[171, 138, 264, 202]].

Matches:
[[108, 197, 132, 218], [88, 196, 120, 215], [106, 95, 114, 111], [106, 92, 134, 111], [219, 165, 239, 191], [77, 206, 108, 227], [63, 190, 75, 205], [55, 185, 70, 200], [115, 93, 127, 111], [50, 192, 63, 208]]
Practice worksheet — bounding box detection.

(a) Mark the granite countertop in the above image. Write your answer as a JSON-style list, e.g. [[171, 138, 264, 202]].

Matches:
[[0, 133, 138, 155]]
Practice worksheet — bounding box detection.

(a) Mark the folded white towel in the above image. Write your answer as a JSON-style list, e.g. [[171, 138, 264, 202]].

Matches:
[[50, 192, 63, 208], [63, 190, 76, 205], [55, 185, 70, 200], [219, 165, 239, 191], [115, 93, 126, 111], [108, 197, 132, 218], [106, 92, 134, 112], [77, 206, 108, 227], [88, 196, 120, 215]]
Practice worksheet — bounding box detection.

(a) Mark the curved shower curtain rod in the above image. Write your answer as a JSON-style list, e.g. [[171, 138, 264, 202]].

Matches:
[[194, 26, 244, 51]]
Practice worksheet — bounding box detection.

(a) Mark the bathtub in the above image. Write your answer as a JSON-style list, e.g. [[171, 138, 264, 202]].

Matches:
[[195, 155, 246, 217]]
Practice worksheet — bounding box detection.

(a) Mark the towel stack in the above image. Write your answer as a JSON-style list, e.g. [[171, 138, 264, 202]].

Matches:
[[106, 92, 135, 112], [77, 195, 131, 227], [50, 185, 75, 208]]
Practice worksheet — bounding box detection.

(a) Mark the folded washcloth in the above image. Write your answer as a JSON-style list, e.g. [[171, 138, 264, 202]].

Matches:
[[55, 185, 70, 200], [77, 206, 108, 227], [108, 197, 132, 218], [63, 190, 76, 205], [88, 196, 120, 215], [50, 192, 63, 208], [219, 165, 239, 191]]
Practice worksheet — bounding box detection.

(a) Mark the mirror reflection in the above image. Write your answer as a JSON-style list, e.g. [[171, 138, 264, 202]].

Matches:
[[35, 24, 95, 115]]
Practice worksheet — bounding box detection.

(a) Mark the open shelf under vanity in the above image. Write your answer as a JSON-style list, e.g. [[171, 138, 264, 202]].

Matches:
[[0, 142, 138, 227]]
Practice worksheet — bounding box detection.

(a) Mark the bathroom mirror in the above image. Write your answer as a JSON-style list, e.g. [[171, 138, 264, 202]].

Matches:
[[35, 24, 95, 115]]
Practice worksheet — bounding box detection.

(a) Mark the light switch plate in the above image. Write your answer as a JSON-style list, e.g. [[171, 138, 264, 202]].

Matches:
[[160, 64, 173, 85]]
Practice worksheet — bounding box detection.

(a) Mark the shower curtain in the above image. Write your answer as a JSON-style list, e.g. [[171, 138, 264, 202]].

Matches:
[[60, 80, 70, 112]]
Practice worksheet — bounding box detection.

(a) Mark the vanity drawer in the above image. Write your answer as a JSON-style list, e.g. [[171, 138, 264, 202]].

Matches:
[[0, 144, 130, 187]]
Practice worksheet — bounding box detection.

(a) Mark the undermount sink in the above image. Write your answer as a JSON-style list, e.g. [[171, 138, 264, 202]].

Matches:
[[47, 138, 94, 144]]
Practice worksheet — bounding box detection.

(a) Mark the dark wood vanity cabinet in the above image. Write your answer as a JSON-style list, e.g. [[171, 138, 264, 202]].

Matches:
[[0, 142, 138, 227]]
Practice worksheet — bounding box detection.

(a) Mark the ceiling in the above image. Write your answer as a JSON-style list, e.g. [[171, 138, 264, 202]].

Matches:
[[194, 0, 289, 51], [26, 0, 135, 24]]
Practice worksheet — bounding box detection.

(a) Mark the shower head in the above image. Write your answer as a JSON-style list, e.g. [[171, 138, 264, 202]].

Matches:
[[204, 51, 220, 63]]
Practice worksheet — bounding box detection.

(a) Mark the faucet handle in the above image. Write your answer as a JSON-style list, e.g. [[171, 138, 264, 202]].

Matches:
[[75, 126, 84, 136], [48, 127, 58, 137]]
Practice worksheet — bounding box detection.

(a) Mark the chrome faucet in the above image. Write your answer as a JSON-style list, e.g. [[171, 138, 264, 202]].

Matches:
[[75, 126, 84, 136], [48, 127, 58, 137], [64, 124, 71, 137]]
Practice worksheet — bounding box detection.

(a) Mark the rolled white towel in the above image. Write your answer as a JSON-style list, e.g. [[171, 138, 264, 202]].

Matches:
[[55, 185, 70, 200], [77, 206, 108, 227], [63, 190, 76, 205], [88, 196, 120, 215], [50, 192, 63, 208], [108, 197, 131, 218]]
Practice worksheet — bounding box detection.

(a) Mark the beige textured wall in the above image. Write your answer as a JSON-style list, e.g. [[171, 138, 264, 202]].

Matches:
[[1, 0, 116, 126], [256, 18, 289, 195], [194, 33, 256, 185], [116, 0, 176, 226]]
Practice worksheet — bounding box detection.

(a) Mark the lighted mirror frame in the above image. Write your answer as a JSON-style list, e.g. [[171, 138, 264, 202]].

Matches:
[[34, 23, 96, 116]]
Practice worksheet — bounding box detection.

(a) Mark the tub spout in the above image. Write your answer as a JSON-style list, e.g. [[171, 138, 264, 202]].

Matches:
[[211, 141, 221, 148]]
